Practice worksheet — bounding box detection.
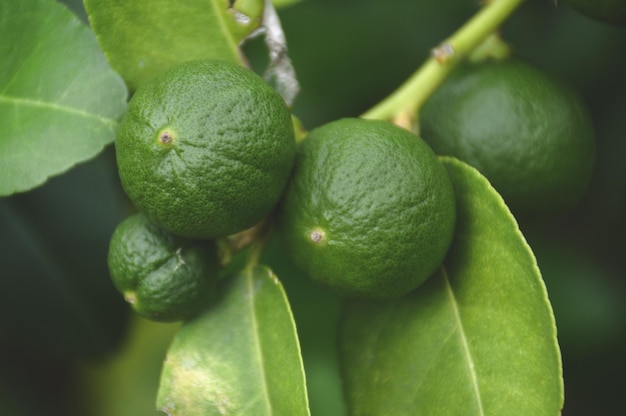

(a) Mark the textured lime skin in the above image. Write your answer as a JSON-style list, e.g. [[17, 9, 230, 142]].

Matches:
[[107, 213, 220, 322], [279, 118, 456, 299], [421, 59, 595, 218], [115, 59, 295, 239], [565, 0, 626, 26]]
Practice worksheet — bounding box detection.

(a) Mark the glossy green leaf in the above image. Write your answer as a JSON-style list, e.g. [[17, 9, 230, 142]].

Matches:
[[0, 0, 127, 196], [157, 265, 310, 416], [339, 157, 563, 416], [84, 0, 264, 91]]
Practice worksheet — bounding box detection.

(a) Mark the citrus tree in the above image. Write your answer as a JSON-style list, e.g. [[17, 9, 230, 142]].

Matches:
[[1, 0, 625, 415]]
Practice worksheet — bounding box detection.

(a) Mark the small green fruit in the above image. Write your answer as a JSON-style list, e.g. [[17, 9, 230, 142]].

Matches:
[[107, 213, 220, 322], [564, 0, 626, 27], [420, 59, 595, 218], [115, 59, 295, 239], [279, 118, 456, 299]]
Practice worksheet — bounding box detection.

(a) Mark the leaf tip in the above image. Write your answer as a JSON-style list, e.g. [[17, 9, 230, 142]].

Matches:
[[268, 268, 280, 285]]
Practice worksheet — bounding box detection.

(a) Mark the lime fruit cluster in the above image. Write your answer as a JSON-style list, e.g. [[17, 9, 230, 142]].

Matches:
[[108, 213, 220, 322], [420, 59, 595, 218], [279, 118, 456, 299], [115, 59, 295, 240]]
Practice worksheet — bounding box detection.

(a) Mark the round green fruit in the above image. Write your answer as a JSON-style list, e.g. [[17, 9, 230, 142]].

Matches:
[[420, 59, 595, 218], [107, 213, 220, 322], [564, 0, 626, 27], [115, 59, 295, 239], [279, 118, 456, 299]]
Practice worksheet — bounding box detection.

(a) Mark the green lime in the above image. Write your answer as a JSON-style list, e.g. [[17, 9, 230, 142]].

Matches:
[[107, 213, 220, 322], [564, 0, 626, 26], [115, 59, 295, 239], [420, 59, 595, 218], [279, 118, 456, 299]]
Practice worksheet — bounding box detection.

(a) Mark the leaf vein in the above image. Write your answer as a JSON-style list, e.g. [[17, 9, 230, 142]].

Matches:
[[443, 267, 485, 416], [0, 95, 117, 126], [246, 269, 273, 415], [207, 0, 240, 57]]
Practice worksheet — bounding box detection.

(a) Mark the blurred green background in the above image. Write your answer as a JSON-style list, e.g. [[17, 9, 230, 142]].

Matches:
[[1, 0, 625, 415]]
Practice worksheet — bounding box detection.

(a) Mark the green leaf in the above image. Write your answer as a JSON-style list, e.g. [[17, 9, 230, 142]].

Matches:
[[84, 0, 264, 91], [157, 265, 310, 416], [0, 0, 127, 196], [339, 157, 563, 416]]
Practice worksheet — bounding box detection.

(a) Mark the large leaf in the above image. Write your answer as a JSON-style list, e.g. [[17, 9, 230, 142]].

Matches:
[[84, 0, 264, 91], [339, 157, 563, 415], [0, 0, 127, 196], [157, 265, 310, 416]]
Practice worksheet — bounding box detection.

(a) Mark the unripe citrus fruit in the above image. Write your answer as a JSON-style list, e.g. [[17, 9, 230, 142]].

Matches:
[[279, 118, 456, 299], [107, 213, 220, 322], [115, 59, 295, 239], [420, 59, 595, 218], [564, 0, 626, 27]]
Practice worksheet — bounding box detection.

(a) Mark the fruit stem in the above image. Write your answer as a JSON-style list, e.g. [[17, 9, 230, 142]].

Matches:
[[361, 0, 525, 127], [218, 218, 270, 267], [244, 226, 272, 273]]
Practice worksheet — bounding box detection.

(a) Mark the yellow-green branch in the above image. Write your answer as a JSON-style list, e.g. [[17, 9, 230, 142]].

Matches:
[[361, 0, 525, 124]]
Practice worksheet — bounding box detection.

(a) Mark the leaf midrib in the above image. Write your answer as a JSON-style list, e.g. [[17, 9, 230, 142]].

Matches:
[[207, 0, 240, 59], [246, 268, 273, 415], [443, 267, 486, 416], [0, 94, 117, 125]]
